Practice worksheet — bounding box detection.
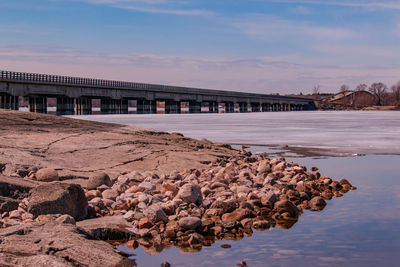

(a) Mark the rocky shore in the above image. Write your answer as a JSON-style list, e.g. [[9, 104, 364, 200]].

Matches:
[[0, 110, 355, 266]]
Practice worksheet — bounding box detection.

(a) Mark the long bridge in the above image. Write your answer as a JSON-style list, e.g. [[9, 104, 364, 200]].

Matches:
[[0, 70, 315, 115]]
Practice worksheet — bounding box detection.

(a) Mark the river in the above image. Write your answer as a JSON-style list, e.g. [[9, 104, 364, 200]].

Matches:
[[71, 111, 400, 267]]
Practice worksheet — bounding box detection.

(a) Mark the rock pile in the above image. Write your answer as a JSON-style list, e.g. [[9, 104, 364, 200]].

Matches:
[[0, 151, 355, 254], [85, 151, 355, 253]]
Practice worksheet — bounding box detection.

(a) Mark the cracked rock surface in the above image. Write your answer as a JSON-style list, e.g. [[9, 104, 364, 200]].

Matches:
[[0, 110, 237, 179], [0, 221, 134, 267]]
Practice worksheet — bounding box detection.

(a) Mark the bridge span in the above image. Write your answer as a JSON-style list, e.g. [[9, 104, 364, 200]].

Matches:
[[0, 70, 315, 115]]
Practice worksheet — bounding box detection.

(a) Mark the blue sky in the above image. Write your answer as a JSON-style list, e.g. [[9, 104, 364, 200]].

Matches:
[[0, 0, 399, 94]]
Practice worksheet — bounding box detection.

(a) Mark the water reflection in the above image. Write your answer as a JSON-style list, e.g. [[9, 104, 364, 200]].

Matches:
[[116, 155, 400, 267]]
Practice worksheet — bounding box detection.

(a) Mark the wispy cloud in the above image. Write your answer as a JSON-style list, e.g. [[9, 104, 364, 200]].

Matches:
[[1, 45, 399, 93], [289, 5, 312, 15], [231, 14, 356, 43], [72, 0, 214, 16], [259, 0, 400, 10]]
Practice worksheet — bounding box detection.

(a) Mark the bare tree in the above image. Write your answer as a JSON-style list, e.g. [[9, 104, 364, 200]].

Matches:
[[391, 81, 400, 105], [312, 85, 321, 95], [340, 84, 349, 93], [369, 82, 388, 106], [355, 83, 367, 91]]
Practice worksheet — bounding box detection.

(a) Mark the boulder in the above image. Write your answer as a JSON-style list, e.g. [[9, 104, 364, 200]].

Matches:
[[175, 183, 203, 206], [0, 175, 38, 199], [261, 192, 279, 207], [144, 205, 168, 224], [87, 173, 112, 190], [0, 221, 134, 267], [102, 189, 118, 200], [221, 208, 256, 221], [138, 217, 154, 229], [178, 216, 201, 230], [0, 196, 19, 213], [55, 214, 76, 225], [28, 182, 88, 221], [76, 215, 134, 240], [35, 168, 59, 182], [210, 199, 238, 213]]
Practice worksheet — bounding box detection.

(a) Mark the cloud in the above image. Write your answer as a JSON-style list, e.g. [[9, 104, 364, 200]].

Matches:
[[259, 0, 400, 10], [1, 45, 399, 94], [70, 0, 214, 16], [231, 14, 356, 43], [290, 5, 312, 15]]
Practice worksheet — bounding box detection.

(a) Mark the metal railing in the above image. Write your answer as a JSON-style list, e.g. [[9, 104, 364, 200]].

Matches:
[[0, 70, 314, 103], [0, 70, 151, 90]]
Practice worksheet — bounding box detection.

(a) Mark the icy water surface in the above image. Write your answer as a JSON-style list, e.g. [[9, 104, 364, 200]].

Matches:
[[71, 111, 400, 266], [72, 111, 400, 155], [118, 154, 400, 267]]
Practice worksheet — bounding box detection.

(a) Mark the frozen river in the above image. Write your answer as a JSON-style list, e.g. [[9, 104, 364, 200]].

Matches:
[[72, 110, 400, 156], [70, 110, 400, 266]]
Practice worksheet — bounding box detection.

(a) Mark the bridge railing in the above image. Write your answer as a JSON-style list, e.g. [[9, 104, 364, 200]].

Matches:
[[0, 70, 314, 104], [0, 70, 150, 90]]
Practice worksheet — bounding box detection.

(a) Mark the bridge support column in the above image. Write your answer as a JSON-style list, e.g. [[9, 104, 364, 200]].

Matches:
[[75, 98, 93, 115], [165, 100, 181, 114], [251, 103, 260, 112], [101, 99, 128, 114], [224, 102, 234, 113], [29, 96, 47, 113], [262, 103, 270, 112], [0, 94, 19, 110], [238, 102, 247, 113], [206, 102, 218, 113], [189, 101, 201, 113], [56, 97, 74, 115]]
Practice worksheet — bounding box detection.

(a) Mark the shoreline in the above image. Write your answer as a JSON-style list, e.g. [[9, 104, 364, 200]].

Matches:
[[0, 110, 363, 266]]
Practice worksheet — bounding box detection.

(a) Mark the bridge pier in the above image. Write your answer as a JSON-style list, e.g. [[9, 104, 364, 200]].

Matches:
[[165, 100, 181, 114], [189, 101, 201, 113], [101, 99, 128, 114], [251, 103, 261, 112], [0, 94, 19, 110], [238, 102, 247, 113], [56, 97, 75, 115], [136, 100, 156, 114], [207, 102, 218, 113], [224, 102, 234, 113], [75, 98, 93, 115], [29, 96, 47, 113], [261, 103, 271, 112]]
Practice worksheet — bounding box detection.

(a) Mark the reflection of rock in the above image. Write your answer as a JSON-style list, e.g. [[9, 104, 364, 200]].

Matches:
[[309, 196, 327, 211]]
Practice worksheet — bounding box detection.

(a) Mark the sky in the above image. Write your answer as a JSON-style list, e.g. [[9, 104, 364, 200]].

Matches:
[[0, 0, 400, 94]]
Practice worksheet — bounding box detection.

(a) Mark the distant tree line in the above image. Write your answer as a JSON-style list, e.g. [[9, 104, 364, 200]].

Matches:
[[312, 81, 400, 106]]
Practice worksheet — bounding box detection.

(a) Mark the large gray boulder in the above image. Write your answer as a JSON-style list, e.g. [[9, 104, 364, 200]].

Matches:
[[87, 172, 112, 190], [35, 168, 59, 182], [0, 221, 135, 267], [175, 183, 203, 206], [144, 204, 169, 224], [28, 182, 88, 220]]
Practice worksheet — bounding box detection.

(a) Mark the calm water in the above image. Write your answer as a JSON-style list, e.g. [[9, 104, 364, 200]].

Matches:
[[72, 111, 400, 266]]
